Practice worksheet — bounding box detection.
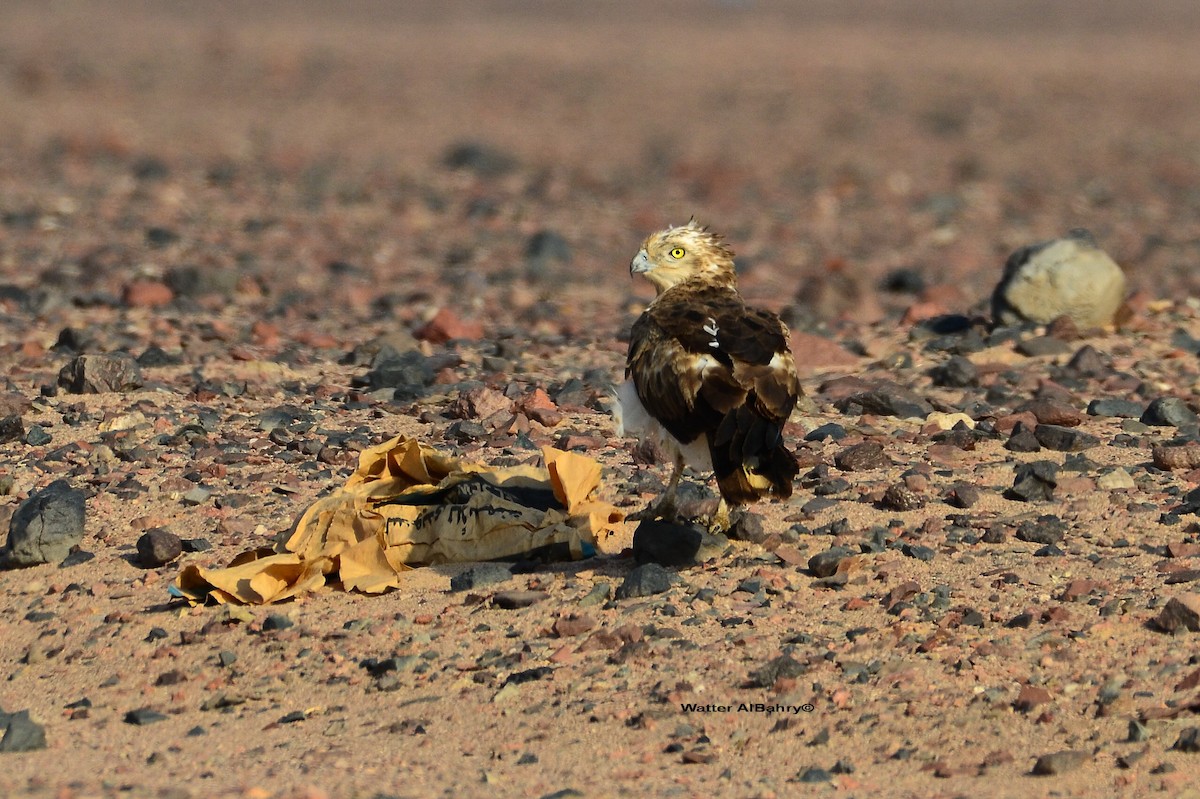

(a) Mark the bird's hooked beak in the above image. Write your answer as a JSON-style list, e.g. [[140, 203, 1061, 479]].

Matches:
[[630, 249, 651, 275]]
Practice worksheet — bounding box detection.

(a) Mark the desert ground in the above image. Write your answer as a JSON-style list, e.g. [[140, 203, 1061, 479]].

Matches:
[[4, 1, 1200, 797]]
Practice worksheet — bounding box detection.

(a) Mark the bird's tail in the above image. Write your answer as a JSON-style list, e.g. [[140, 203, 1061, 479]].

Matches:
[[710, 404, 798, 505]]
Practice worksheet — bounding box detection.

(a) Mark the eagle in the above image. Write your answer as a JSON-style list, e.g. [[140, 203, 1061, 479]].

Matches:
[[613, 219, 801, 530]]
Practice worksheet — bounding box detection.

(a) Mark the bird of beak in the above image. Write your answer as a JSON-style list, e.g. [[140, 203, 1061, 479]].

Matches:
[[630, 249, 651, 275]]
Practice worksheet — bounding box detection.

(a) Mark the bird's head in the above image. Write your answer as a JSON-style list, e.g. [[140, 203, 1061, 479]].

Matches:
[[630, 218, 736, 294]]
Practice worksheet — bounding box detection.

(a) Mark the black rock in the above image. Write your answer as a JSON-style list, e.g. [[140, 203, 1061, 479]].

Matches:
[[124, 708, 169, 725], [1171, 727, 1200, 753], [632, 520, 707, 567], [0, 415, 23, 443], [808, 546, 856, 578], [930, 356, 978, 388], [358, 350, 434, 399], [1004, 422, 1042, 452], [450, 563, 513, 591], [1007, 461, 1058, 502], [1087, 398, 1144, 418], [136, 345, 183, 367], [900, 543, 936, 561], [164, 265, 238, 299], [145, 226, 179, 248], [834, 441, 888, 471], [794, 767, 832, 783], [525, 230, 572, 279], [24, 425, 51, 446], [879, 268, 925, 294], [1064, 345, 1110, 377], [2, 479, 86, 568], [442, 141, 517, 177], [0, 709, 47, 752], [616, 563, 674, 599], [836, 386, 932, 419], [1142, 397, 1199, 428], [262, 613, 294, 631], [747, 654, 806, 688], [947, 483, 981, 508], [1016, 516, 1066, 545], [805, 423, 847, 442], [1034, 424, 1099, 452], [136, 529, 183, 568], [57, 352, 143, 394]]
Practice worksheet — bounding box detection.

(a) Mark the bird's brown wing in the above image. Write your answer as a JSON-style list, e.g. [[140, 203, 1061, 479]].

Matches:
[[626, 283, 801, 502]]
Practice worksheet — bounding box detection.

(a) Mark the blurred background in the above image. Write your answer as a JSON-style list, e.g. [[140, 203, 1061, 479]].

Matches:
[[3, 0, 1200, 332]]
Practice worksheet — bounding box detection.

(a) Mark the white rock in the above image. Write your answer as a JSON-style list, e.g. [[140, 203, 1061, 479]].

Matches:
[[992, 229, 1126, 328]]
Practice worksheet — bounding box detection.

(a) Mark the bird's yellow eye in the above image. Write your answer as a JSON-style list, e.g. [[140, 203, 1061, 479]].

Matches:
[[670, 247, 685, 259]]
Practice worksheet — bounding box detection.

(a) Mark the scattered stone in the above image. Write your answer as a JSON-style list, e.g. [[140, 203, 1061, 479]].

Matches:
[[0, 415, 23, 444], [357, 350, 434, 399], [1087, 398, 1143, 418], [834, 441, 888, 471], [416, 308, 484, 343], [992, 229, 1126, 328], [262, 613, 295, 631], [1031, 750, 1089, 775], [616, 563, 674, 599], [442, 140, 517, 177], [1171, 728, 1200, 753], [57, 352, 143, 393], [1019, 398, 1082, 427], [136, 529, 182, 568], [24, 425, 51, 446], [794, 767, 831, 783], [1154, 595, 1200, 633], [946, 483, 981, 508], [808, 547, 856, 578], [1005, 422, 1042, 452], [837, 386, 932, 418], [552, 613, 594, 638], [1128, 720, 1151, 743], [746, 654, 805, 688], [1033, 424, 1098, 452], [1014, 685, 1052, 712], [493, 590, 550, 609], [880, 483, 925, 511], [1016, 516, 1066, 545], [1007, 461, 1058, 502], [0, 709, 47, 752], [124, 708, 169, 725], [1153, 444, 1200, 471], [930, 356, 977, 387], [1, 480, 86, 568], [1142, 397, 1199, 428], [450, 564, 513, 592], [805, 422, 847, 442], [632, 520, 726, 566], [1097, 468, 1136, 490], [1015, 336, 1072, 357]]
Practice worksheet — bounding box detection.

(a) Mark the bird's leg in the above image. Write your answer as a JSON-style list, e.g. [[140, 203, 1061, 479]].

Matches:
[[629, 451, 685, 522]]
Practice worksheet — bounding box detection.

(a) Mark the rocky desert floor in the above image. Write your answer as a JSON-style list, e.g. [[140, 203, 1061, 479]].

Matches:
[[5, 1, 1200, 797]]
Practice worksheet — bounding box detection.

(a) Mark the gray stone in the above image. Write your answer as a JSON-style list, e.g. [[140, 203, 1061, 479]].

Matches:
[[746, 654, 806, 688], [834, 441, 888, 471], [2, 480, 86, 568], [1087, 399, 1144, 418], [930, 356, 978, 387], [1004, 423, 1042, 453], [1172, 727, 1200, 753], [1008, 461, 1058, 502], [57, 352, 143, 394], [0, 709, 47, 752], [1142, 397, 1199, 428], [992, 229, 1126, 328], [1031, 750, 1089, 775], [1016, 336, 1072, 357], [0, 415, 23, 444], [615, 563, 674, 599], [123, 708, 168, 725], [450, 563, 513, 592]]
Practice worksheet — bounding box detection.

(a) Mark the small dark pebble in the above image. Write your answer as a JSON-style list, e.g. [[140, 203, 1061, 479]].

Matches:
[[1017, 337, 1072, 357], [834, 441, 888, 472], [124, 708, 169, 726], [808, 547, 856, 578], [0, 415, 26, 443], [24, 425, 51, 446], [805, 423, 847, 442], [504, 666, 553, 686], [1007, 461, 1058, 502], [278, 711, 306, 724], [794, 767, 832, 783], [492, 590, 550, 609], [946, 483, 981, 508], [1004, 423, 1042, 453], [262, 613, 294, 631], [1087, 398, 1144, 418], [450, 563, 513, 592], [930, 356, 978, 387], [616, 563, 674, 599], [900, 543, 936, 561], [746, 654, 806, 688], [181, 538, 212, 553], [145, 627, 169, 642]]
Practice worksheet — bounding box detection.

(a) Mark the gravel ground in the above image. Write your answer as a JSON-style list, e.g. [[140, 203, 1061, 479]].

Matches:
[[4, 2, 1200, 797]]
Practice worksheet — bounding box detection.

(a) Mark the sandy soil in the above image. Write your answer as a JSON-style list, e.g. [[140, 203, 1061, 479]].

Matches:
[[4, 2, 1200, 797]]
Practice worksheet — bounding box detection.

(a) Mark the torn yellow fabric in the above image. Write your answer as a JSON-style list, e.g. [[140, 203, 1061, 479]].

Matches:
[[174, 435, 622, 605]]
